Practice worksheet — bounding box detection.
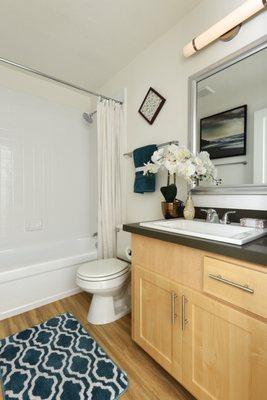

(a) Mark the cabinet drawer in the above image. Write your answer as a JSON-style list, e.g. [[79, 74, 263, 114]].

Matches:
[[203, 256, 267, 318]]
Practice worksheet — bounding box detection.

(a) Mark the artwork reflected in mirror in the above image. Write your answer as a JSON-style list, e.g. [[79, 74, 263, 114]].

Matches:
[[200, 105, 247, 159]]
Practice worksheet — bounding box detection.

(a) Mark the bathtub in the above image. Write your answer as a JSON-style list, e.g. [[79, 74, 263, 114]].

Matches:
[[0, 237, 97, 320]]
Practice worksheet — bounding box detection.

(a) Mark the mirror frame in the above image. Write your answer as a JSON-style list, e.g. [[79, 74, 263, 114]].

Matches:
[[188, 35, 267, 195]]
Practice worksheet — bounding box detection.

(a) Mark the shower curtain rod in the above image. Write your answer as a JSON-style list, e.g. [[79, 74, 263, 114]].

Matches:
[[0, 56, 123, 105]]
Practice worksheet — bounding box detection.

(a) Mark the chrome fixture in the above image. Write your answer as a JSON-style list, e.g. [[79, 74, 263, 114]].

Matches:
[[83, 112, 96, 124], [208, 274, 254, 294], [215, 160, 247, 167], [83, 112, 93, 123], [0, 57, 123, 105], [92, 232, 98, 249], [220, 211, 236, 225], [123, 140, 179, 158], [201, 209, 220, 223], [171, 292, 177, 325], [0, 57, 121, 124], [181, 295, 188, 331]]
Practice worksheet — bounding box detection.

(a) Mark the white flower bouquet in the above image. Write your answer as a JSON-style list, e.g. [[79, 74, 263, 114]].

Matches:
[[143, 144, 221, 187]]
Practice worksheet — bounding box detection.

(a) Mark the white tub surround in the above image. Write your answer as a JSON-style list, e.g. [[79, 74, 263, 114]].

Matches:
[[0, 238, 97, 320], [0, 75, 97, 252]]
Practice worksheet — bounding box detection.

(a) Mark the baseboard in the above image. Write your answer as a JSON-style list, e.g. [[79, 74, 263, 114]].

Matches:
[[0, 287, 82, 321]]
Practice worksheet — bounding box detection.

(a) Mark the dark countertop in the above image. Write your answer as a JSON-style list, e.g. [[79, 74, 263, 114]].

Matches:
[[123, 223, 267, 267]]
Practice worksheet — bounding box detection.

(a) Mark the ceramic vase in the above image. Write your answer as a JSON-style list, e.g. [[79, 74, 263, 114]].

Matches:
[[183, 191, 195, 220]]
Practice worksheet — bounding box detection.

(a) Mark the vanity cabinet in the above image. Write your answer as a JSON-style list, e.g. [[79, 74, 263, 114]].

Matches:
[[131, 234, 267, 400], [182, 286, 266, 400], [133, 265, 182, 381]]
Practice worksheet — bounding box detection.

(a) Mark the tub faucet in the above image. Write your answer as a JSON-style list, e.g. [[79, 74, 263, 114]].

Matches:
[[201, 208, 220, 223]]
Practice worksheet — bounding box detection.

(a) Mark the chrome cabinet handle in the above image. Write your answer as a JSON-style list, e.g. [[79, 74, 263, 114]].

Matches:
[[208, 273, 254, 294], [181, 295, 188, 330], [171, 292, 177, 325]]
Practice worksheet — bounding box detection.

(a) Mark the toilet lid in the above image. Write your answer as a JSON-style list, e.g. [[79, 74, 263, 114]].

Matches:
[[77, 258, 129, 280]]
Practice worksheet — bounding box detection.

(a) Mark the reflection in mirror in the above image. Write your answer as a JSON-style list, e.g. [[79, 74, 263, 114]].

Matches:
[[196, 47, 267, 188]]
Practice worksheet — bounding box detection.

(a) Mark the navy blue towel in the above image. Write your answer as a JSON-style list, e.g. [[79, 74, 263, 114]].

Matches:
[[133, 144, 157, 193]]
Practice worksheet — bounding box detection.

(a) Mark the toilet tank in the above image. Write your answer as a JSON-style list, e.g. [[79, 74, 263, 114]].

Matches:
[[116, 228, 132, 262]]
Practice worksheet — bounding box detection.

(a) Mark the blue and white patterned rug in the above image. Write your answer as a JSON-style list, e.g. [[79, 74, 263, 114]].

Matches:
[[0, 312, 128, 399]]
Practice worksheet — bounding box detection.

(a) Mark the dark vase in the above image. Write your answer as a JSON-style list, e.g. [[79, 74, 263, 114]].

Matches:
[[161, 200, 183, 219]]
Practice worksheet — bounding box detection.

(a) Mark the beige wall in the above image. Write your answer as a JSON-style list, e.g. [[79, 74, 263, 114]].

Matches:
[[0, 63, 90, 110], [99, 0, 267, 223]]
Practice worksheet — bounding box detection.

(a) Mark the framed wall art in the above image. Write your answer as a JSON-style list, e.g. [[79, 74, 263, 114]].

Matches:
[[138, 87, 166, 125]]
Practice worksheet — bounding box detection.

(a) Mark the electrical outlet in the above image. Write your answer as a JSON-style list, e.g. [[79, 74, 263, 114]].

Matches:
[[25, 219, 43, 231]]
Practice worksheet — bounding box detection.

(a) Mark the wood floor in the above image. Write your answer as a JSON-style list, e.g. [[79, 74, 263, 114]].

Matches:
[[0, 293, 195, 400]]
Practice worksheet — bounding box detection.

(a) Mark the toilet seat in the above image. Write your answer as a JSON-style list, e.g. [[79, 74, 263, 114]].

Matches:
[[77, 258, 129, 282]]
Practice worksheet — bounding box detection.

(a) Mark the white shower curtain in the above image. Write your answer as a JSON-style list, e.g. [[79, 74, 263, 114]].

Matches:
[[97, 98, 124, 259]]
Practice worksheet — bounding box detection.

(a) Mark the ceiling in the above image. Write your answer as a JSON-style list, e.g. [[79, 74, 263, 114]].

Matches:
[[0, 0, 202, 91]]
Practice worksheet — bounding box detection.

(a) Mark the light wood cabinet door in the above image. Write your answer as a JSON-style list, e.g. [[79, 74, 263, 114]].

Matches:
[[182, 287, 267, 400], [132, 265, 182, 381]]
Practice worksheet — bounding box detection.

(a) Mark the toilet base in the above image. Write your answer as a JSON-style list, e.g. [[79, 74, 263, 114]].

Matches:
[[87, 290, 131, 325]]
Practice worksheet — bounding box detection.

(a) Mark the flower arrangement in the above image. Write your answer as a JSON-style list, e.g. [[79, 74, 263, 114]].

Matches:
[[143, 144, 221, 187]]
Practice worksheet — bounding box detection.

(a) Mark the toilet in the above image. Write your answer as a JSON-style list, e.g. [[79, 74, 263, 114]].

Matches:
[[76, 230, 131, 325]]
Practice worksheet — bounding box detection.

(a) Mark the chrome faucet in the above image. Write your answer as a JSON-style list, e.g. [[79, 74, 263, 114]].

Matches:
[[201, 209, 220, 223], [201, 209, 236, 224], [220, 211, 236, 224]]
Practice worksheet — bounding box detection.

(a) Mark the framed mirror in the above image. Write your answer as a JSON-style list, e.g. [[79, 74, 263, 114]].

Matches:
[[188, 35, 267, 195]]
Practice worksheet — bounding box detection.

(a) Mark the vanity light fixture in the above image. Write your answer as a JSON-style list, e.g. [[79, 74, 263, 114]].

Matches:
[[183, 0, 267, 57]]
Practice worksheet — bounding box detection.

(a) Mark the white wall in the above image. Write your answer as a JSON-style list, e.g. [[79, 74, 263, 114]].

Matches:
[[99, 0, 267, 223], [0, 64, 97, 250]]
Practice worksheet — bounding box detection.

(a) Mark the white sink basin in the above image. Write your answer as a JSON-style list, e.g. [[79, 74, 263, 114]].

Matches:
[[140, 219, 267, 245]]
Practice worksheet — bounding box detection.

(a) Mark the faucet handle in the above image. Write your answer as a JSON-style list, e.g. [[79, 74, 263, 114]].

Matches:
[[201, 208, 219, 223], [201, 208, 216, 215], [220, 211, 236, 225]]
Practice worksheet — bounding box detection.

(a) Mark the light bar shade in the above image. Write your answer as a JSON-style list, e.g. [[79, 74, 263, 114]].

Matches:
[[183, 0, 266, 57]]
